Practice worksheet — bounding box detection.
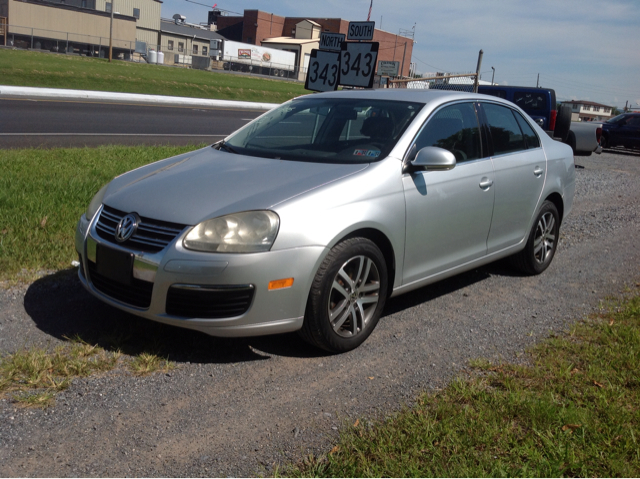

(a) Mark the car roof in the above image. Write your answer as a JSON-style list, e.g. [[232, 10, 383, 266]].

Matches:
[[296, 88, 495, 105]]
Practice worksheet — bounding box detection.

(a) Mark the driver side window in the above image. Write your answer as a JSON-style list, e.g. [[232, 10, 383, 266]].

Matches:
[[410, 103, 481, 163]]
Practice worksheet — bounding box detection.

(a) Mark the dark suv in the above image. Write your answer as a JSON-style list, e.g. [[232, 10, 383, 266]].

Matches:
[[601, 113, 640, 150], [478, 85, 571, 141]]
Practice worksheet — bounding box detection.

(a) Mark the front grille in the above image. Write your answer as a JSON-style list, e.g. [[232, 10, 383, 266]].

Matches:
[[95, 205, 187, 253], [87, 261, 153, 308], [166, 285, 255, 318]]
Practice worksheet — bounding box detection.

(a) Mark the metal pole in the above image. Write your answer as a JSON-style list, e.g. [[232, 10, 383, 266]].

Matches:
[[31, 27, 33, 49], [536, 73, 539, 88], [108, 1, 114, 62], [400, 41, 407, 78], [491, 66, 495, 84], [473, 49, 483, 93]]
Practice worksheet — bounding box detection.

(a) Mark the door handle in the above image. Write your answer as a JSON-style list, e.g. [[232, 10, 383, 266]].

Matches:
[[479, 177, 493, 189], [534, 167, 544, 177]]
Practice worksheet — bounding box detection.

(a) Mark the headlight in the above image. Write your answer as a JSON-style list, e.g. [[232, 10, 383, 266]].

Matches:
[[183, 211, 280, 253], [85, 184, 109, 221]]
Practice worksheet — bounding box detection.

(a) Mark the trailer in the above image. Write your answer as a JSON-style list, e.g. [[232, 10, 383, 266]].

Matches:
[[217, 40, 296, 78]]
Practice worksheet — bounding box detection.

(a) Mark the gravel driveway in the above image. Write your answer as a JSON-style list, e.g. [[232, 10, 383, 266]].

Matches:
[[1, 149, 639, 477]]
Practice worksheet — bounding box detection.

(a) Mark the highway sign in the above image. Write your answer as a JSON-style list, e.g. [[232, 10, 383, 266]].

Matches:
[[319, 32, 345, 52], [347, 21, 375, 41], [377, 60, 400, 76], [305, 49, 340, 92], [339, 41, 379, 88]]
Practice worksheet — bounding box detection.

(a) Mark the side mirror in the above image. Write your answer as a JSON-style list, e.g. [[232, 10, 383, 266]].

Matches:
[[408, 146, 456, 172]]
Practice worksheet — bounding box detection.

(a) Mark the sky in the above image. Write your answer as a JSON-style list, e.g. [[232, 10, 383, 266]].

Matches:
[[160, 0, 640, 110]]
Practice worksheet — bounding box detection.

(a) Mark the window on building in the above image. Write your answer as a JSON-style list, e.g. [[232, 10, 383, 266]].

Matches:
[[193, 45, 198, 55], [105, 2, 111, 13], [81, 0, 86, 7], [605, 108, 611, 113], [573, 104, 579, 110], [594, 106, 600, 112], [167, 40, 174, 51], [178, 42, 184, 52], [203, 46, 208, 56], [133, 8, 140, 19], [584, 105, 591, 111]]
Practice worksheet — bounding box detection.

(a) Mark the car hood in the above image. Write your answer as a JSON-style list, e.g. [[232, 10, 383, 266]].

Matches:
[[103, 147, 369, 225]]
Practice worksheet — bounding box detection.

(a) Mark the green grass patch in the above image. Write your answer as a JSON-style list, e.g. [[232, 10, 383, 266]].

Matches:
[[0, 144, 203, 282], [290, 291, 640, 477], [0, 49, 305, 103]]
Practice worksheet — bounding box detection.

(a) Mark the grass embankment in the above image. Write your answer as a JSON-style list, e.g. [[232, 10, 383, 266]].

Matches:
[[291, 292, 640, 477], [0, 49, 305, 103], [0, 144, 203, 282]]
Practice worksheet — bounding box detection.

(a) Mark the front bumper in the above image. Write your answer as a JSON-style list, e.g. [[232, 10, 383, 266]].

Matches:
[[75, 211, 326, 337]]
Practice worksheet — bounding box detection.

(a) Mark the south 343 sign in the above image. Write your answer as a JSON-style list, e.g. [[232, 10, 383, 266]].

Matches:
[[339, 41, 378, 89], [305, 42, 379, 92]]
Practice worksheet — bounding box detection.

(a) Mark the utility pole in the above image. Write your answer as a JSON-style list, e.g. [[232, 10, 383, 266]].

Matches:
[[536, 73, 539, 88], [491, 66, 495, 85], [108, 0, 114, 62]]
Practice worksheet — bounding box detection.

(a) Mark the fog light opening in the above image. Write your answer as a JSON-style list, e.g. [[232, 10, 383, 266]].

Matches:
[[268, 278, 294, 291]]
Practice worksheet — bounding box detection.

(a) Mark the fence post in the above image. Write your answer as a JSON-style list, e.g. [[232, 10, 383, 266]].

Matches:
[[473, 49, 483, 93], [31, 27, 33, 49], [66, 32, 69, 53]]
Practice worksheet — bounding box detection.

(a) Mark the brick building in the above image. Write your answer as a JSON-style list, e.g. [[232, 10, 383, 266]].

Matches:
[[216, 9, 414, 77]]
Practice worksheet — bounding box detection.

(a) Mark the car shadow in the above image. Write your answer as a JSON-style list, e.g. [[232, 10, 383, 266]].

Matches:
[[601, 147, 640, 157], [24, 269, 326, 363], [24, 260, 520, 363]]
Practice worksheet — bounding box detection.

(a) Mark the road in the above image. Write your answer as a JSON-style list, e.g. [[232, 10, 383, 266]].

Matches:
[[0, 98, 262, 148], [0, 149, 639, 476]]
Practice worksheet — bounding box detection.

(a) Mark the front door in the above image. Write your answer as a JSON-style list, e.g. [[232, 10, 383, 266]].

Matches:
[[402, 102, 495, 285]]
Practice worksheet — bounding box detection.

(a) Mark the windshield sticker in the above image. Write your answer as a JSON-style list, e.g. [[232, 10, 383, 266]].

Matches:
[[353, 149, 381, 157]]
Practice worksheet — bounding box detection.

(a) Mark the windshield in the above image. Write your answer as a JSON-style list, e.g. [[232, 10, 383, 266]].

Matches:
[[223, 97, 424, 163]]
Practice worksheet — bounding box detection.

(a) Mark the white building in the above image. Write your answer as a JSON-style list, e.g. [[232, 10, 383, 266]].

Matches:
[[562, 100, 613, 122]]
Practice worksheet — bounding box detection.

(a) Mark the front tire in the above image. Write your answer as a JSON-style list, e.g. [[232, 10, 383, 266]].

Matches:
[[512, 201, 560, 275], [299, 238, 388, 353]]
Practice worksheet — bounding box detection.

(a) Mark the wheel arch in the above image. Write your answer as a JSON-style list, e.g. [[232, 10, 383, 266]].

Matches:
[[544, 192, 564, 225], [336, 228, 397, 298]]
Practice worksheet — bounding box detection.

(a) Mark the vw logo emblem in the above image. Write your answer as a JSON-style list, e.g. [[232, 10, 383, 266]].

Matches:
[[115, 213, 139, 243]]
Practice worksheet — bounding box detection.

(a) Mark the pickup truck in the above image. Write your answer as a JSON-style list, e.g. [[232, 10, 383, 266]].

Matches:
[[478, 85, 602, 156]]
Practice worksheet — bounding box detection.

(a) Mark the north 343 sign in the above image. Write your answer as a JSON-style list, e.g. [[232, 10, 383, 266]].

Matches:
[[339, 42, 378, 89], [305, 50, 340, 92]]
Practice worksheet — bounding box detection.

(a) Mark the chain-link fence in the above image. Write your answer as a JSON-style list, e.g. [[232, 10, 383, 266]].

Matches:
[[389, 72, 480, 93], [1, 23, 143, 60]]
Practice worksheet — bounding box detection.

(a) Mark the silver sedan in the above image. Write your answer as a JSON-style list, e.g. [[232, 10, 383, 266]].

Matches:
[[76, 89, 575, 353]]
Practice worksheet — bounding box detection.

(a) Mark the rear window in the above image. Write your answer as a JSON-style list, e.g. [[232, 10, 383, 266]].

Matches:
[[513, 92, 548, 112], [481, 89, 507, 100]]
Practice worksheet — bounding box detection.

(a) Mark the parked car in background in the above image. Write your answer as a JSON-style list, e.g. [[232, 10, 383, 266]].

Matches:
[[76, 90, 575, 353], [478, 85, 602, 156], [601, 113, 640, 150]]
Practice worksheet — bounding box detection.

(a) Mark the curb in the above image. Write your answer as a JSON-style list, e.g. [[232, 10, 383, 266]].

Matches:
[[0, 85, 280, 111]]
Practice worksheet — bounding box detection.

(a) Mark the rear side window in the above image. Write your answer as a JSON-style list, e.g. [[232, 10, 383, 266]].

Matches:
[[513, 111, 541, 149], [481, 89, 507, 99], [411, 103, 482, 163], [482, 103, 525, 155], [513, 92, 547, 112]]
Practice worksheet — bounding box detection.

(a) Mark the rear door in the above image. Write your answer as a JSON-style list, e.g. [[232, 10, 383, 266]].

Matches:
[[480, 102, 547, 254]]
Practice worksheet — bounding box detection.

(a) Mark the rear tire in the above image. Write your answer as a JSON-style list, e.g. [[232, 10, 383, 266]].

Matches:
[[511, 201, 560, 275], [299, 238, 388, 353]]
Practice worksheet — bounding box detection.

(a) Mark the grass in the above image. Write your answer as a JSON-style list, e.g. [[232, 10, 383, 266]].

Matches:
[[0, 144, 204, 282], [0, 336, 173, 408], [0, 49, 306, 103], [289, 289, 640, 477]]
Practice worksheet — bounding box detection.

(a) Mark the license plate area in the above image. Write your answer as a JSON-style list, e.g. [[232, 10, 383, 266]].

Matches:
[[96, 244, 134, 285]]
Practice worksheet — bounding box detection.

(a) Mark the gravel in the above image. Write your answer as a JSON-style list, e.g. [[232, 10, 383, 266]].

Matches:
[[1, 149, 639, 477]]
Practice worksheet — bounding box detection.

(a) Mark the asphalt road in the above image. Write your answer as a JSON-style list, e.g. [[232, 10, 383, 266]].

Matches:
[[0, 99, 262, 148], [0, 149, 639, 476]]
